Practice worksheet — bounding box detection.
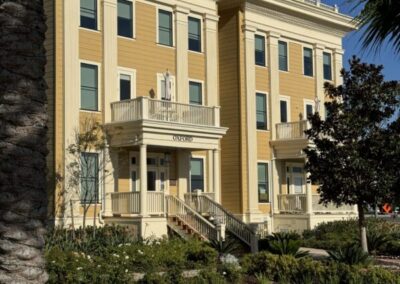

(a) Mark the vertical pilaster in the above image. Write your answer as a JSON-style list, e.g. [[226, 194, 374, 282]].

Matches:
[[204, 13, 219, 107], [103, 0, 118, 123], [207, 150, 214, 195], [333, 49, 344, 86], [271, 158, 280, 214], [213, 149, 221, 203], [174, 6, 189, 103], [267, 32, 280, 140], [314, 44, 325, 117], [140, 144, 147, 216]]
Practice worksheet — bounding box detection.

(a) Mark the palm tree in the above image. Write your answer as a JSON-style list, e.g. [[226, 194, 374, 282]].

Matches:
[[350, 0, 400, 54], [0, 1, 48, 282]]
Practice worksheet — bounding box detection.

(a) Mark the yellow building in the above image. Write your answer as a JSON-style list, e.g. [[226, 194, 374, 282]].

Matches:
[[44, 0, 357, 249]]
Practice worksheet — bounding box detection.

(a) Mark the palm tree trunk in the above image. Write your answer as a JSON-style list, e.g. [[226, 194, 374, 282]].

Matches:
[[0, 1, 48, 283]]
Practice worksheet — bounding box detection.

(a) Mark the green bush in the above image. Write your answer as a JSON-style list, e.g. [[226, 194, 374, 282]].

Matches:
[[260, 232, 308, 258], [185, 241, 218, 268], [189, 269, 226, 284], [328, 244, 371, 265], [217, 263, 242, 283]]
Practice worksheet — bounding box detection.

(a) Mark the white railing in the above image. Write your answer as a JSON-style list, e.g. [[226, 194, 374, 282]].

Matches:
[[276, 120, 309, 140], [302, 0, 338, 12], [278, 194, 307, 213], [111, 96, 219, 127], [312, 195, 354, 213], [111, 192, 140, 214], [166, 195, 219, 241], [147, 192, 165, 214]]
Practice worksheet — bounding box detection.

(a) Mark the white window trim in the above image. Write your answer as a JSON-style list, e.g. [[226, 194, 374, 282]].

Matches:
[[79, 150, 103, 204], [302, 45, 314, 77], [79, 0, 102, 32], [190, 155, 206, 193], [117, 0, 136, 39], [118, 67, 137, 100], [256, 90, 269, 131], [80, 59, 102, 112], [257, 160, 271, 204], [279, 95, 291, 122], [303, 98, 315, 118], [189, 78, 205, 106], [157, 73, 176, 101], [255, 32, 267, 67], [188, 13, 204, 53], [323, 50, 333, 82], [278, 39, 289, 72], [156, 5, 175, 48], [286, 162, 306, 194]]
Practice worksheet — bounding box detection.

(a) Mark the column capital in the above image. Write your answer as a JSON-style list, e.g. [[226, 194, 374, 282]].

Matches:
[[203, 13, 219, 22], [333, 48, 345, 56], [313, 43, 325, 51], [242, 24, 257, 34], [174, 5, 190, 15], [267, 31, 280, 39], [102, 0, 117, 7]]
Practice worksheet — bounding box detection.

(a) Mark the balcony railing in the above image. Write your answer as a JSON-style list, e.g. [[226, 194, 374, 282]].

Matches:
[[275, 120, 309, 140], [302, 0, 338, 12], [111, 97, 220, 127], [111, 191, 165, 215]]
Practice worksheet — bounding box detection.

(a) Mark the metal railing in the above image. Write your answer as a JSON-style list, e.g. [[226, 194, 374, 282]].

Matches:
[[278, 194, 307, 213], [111, 96, 219, 127], [111, 192, 140, 214], [166, 195, 218, 241], [275, 120, 309, 140]]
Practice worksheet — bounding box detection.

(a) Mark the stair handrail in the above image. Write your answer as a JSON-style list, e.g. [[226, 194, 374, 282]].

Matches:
[[166, 195, 219, 241]]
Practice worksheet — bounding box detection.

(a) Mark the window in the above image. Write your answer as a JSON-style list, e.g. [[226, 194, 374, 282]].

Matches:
[[280, 100, 288, 123], [305, 104, 314, 118], [189, 81, 202, 105], [80, 0, 97, 30], [256, 93, 267, 130], [278, 41, 288, 71], [258, 163, 269, 203], [255, 35, 265, 66], [323, 52, 332, 80], [80, 153, 99, 204], [81, 63, 98, 111], [303, 47, 313, 76], [118, 0, 133, 38], [190, 158, 204, 192], [158, 10, 173, 46], [188, 17, 201, 52], [119, 74, 131, 101]]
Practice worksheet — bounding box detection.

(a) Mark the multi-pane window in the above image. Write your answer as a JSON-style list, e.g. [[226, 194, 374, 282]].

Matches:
[[256, 93, 267, 130], [255, 35, 265, 66], [80, 0, 97, 30], [118, 0, 133, 38], [190, 158, 204, 192], [158, 10, 173, 46], [303, 47, 313, 76], [80, 153, 99, 204], [119, 74, 131, 101], [189, 81, 202, 105], [278, 41, 288, 71], [323, 52, 332, 80], [305, 104, 314, 118], [280, 99, 288, 123], [188, 17, 201, 52], [258, 163, 269, 203], [81, 63, 98, 111]]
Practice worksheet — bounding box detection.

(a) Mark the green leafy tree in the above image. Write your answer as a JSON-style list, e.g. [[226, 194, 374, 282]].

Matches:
[[305, 57, 399, 253]]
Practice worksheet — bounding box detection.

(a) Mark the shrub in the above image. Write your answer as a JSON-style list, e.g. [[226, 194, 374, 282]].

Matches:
[[328, 244, 371, 265], [366, 229, 390, 254], [190, 269, 226, 284], [217, 263, 242, 283], [185, 240, 218, 268], [208, 237, 241, 256], [262, 232, 308, 258]]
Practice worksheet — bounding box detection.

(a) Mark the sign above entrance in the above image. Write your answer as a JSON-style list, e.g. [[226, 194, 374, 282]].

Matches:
[[173, 135, 193, 142]]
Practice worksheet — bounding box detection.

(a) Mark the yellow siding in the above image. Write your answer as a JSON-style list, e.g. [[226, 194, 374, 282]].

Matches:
[[79, 30, 103, 62], [188, 52, 205, 81], [279, 42, 316, 121], [257, 131, 271, 160], [258, 204, 271, 214], [255, 66, 270, 93], [117, 2, 176, 97]]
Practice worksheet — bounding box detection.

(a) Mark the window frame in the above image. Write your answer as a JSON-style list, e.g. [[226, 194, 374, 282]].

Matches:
[[303, 98, 315, 119], [80, 152, 100, 204], [256, 91, 268, 131], [189, 79, 204, 105], [257, 161, 270, 203], [157, 7, 174, 47], [323, 52, 333, 81], [117, 0, 135, 39], [278, 40, 289, 72], [255, 34, 266, 67], [80, 60, 101, 112], [118, 67, 136, 101], [190, 156, 206, 192], [80, 0, 101, 31], [279, 95, 291, 123], [303, 46, 314, 77], [188, 15, 202, 53]]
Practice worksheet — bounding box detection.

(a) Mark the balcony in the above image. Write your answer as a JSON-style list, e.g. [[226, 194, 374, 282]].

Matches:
[[275, 120, 309, 140], [111, 96, 220, 127], [111, 192, 165, 215]]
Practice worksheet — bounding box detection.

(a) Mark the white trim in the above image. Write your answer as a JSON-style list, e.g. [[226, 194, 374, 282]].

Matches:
[[254, 32, 267, 67], [255, 90, 269, 131], [79, 0, 102, 31], [157, 73, 176, 101], [279, 95, 291, 122], [116, 0, 136, 39], [303, 98, 315, 117], [79, 150, 102, 204], [188, 78, 205, 105], [188, 13, 204, 53], [189, 155, 207, 193], [323, 50, 334, 82], [156, 5, 175, 48], [278, 39, 289, 72], [79, 59, 102, 112], [117, 67, 137, 100], [302, 45, 314, 77], [257, 160, 271, 204]]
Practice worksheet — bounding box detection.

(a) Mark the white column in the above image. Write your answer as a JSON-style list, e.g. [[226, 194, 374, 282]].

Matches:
[[204, 13, 219, 107], [306, 180, 313, 215], [103, 0, 118, 123], [271, 158, 280, 214], [103, 147, 118, 217], [207, 150, 214, 195], [213, 149, 221, 203], [267, 32, 280, 140], [140, 144, 147, 216], [314, 44, 325, 118], [333, 48, 344, 86], [174, 6, 189, 104], [243, 25, 259, 221], [177, 150, 190, 200]]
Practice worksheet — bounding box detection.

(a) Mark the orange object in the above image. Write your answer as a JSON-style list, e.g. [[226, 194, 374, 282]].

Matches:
[[383, 203, 392, 213]]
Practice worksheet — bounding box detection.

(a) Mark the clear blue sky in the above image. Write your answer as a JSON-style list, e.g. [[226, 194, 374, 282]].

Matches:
[[324, 0, 399, 81]]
